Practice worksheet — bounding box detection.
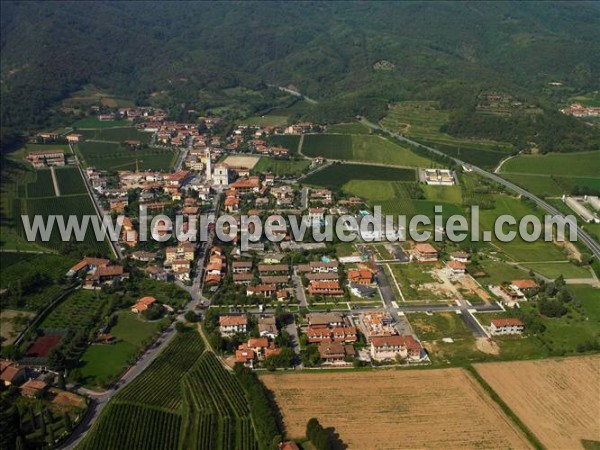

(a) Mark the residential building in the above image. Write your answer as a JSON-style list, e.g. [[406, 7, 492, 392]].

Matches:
[[490, 318, 524, 335], [370, 335, 423, 361], [219, 315, 248, 336], [131, 296, 157, 313]]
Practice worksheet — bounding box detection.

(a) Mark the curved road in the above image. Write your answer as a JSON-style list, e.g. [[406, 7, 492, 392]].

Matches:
[[359, 118, 600, 260]]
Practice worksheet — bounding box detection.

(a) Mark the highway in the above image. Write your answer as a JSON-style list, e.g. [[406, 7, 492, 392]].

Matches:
[[360, 118, 600, 260]]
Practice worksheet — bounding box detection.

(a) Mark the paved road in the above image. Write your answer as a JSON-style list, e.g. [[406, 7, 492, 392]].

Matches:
[[70, 144, 122, 260], [359, 118, 600, 260], [292, 273, 308, 308]]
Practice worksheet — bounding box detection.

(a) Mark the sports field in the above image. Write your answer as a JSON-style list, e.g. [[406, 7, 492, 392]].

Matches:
[[475, 356, 600, 450], [302, 133, 432, 167], [261, 369, 531, 449]]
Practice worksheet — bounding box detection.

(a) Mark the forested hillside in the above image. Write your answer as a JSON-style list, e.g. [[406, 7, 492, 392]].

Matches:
[[1, 1, 599, 149]]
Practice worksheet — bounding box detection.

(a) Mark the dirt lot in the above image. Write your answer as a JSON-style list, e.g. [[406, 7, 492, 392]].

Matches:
[[222, 155, 260, 169], [0, 309, 35, 345], [262, 369, 531, 449], [475, 356, 600, 449]]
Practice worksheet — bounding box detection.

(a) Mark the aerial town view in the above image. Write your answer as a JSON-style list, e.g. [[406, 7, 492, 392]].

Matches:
[[0, 2, 599, 449]]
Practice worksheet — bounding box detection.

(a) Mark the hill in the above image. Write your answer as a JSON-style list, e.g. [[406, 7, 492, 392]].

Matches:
[[1, 2, 600, 150]]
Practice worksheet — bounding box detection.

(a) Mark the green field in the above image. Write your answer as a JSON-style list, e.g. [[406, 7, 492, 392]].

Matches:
[[478, 196, 569, 262], [77, 142, 176, 171], [501, 151, 600, 177], [268, 134, 300, 154], [77, 126, 153, 144], [380, 101, 514, 169], [25, 170, 55, 198], [39, 290, 108, 332], [243, 114, 288, 127], [56, 167, 87, 195], [327, 122, 371, 134], [477, 260, 529, 285], [18, 194, 108, 254], [252, 157, 310, 176], [522, 262, 592, 279], [80, 310, 164, 387], [302, 133, 432, 167], [302, 163, 416, 189], [388, 264, 448, 302], [72, 118, 132, 128], [80, 330, 260, 450]]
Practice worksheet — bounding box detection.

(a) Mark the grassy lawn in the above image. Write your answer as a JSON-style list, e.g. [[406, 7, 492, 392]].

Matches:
[[334, 242, 358, 258], [499, 173, 567, 197], [243, 114, 288, 127], [479, 196, 569, 262], [501, 151, 600, 177], [410, 312, 473, 340], [302, 133, 432, 167], [477, 260, 529, 285], [522, 262, 591, 279], [253, 157, 310, 176], [303, 163, 416, 189], [111, 310, 163, 347], [423, 185, 462, 204], [80, 341, 138, 386]]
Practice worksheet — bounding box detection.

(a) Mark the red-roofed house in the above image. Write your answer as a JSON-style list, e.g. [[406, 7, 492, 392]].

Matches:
[[490, 319, 524, 335], [219, 315, 248, 336], [370, 335, 423, 361], [413, 243, 438, 262], [131, 296, 157, 313]]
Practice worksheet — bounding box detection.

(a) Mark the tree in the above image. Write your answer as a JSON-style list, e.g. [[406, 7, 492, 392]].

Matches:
[[57, 371, 66, 390], [184, 311, 198, 323], [174, 321, 186, 333]]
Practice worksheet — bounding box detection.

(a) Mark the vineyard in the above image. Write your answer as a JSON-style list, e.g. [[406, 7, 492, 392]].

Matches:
[[116, 330, 206, 410], [181, 352, 258, 450], [26, 169, 55, 198], [18, 194, 108, 254], [268, 135, 300, 154], [78, 402, 182, 450], [78, 329, 262, 450], [77, 142, 176, 171], [303, 163, 416, 189], [56, 167, 87, 195]]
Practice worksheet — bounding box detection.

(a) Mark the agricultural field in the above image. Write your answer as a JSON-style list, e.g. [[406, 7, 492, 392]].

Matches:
[[522, 261, 592, 279], [80, 330, 260, 450], [242, 114, 288, 127], [302, 133, 432, 167], [268, 134, 300, 154], [500, 151, 600, 177], [56, 167, 87, 195], [475, 356, 600, 449], [78, 401, 182, 450], [26, 170, 55, 198], [302, 163, 416, 189], [500, 173, 568, 197], [116, 329, 205, 410], [76, 142, 176, 171], [261, 369, 531, 449], [221, 155, 260, 169], [477, 260, 529, 285], [18, 194, 108, 254], [327, 122, 371, 134], [84, 126, 153, 144], [39, 290, 108, 332], [252, 157, 310, 177], [181, 352, 259, 450], [71, 118, 132, 128], [380, 101, 514, 169], [0, 309, 35, 345], [478, 196, 569, 262]]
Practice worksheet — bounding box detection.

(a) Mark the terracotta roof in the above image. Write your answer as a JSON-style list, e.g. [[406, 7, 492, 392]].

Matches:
[[511, 279, 538, 290], [258, 264, 288, 273], [448, 260, 466, 270], [371, 335, 421, 350], [491, 318, 524, 327], [219, 315, 248, 326], [414, 243, 437, 254]]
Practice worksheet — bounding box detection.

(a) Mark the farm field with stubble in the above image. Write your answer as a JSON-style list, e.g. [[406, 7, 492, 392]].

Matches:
[[475, 356, 600, 450], [261, 369, 532, 449]]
